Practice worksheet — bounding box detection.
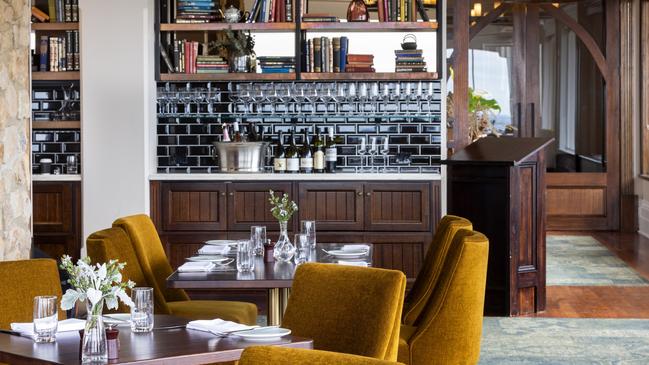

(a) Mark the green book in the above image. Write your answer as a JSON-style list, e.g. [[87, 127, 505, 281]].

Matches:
[[48, 0, 56, 22]]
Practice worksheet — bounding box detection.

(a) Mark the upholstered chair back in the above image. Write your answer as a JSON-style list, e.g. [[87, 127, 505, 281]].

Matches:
[[239, 346, 407, 365]]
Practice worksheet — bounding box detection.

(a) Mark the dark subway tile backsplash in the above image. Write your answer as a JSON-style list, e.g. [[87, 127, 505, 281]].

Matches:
[[32, 130, 81, 175]]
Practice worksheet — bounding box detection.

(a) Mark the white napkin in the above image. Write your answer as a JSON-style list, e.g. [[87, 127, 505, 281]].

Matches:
[[186, 319, 256, 334], [341, 244, 370, 252], [11, 318, 86, 337], [198, 245, 231, 255], [337, 260, 369, 267], [178, 261, 216, 272]]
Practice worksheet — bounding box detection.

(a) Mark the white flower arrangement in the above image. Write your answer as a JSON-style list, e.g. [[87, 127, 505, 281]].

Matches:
[[268, 190, 298, 223], [59, 255, 135, 315]]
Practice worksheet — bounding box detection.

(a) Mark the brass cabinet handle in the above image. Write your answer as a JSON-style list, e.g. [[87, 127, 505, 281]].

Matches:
[[228, 192, 234, 196], [366, 192, 371, 197], [221, 192, 226, 197], [357, 191, 363, 196]]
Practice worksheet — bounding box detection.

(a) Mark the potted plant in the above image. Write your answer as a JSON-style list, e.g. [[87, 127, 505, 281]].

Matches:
[[210, 29, 256, 73]]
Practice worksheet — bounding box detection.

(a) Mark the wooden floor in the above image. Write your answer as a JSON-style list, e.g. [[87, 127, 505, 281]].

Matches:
[[534, 231, 649, 318]]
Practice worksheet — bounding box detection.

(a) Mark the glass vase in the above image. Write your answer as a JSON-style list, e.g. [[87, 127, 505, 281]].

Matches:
[[82, 300, 107, 364], [273, 221, 296, 262], [230, 50, 252, 73]]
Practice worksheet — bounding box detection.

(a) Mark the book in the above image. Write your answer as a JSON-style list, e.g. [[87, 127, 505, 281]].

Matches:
[[64, 0, 71, 21], [347, 54, 374, 63], [286, 0, 293, 22], [72, 0, 78, 22], [313, 37, 322, 72], [345, 66, 375, 72], [73, 30, 79, 70], [340, 36, 348, 72], [333, 37, 340, 73], [39, 36, 48, 71], [48, 0, 56, 22], [32, 7, 50, 22]]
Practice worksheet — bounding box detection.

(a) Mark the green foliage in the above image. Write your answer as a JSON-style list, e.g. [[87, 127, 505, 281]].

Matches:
[[268, 190, 298, 223], [468, 88, 501, 115]]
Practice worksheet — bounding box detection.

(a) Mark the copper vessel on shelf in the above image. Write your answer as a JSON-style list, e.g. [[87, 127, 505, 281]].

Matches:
[[347, 0, 369, 22]]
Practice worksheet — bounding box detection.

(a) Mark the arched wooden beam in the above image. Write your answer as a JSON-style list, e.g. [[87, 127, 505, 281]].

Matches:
[[449, 3, 512, 69], [538, 3, 609, 83]]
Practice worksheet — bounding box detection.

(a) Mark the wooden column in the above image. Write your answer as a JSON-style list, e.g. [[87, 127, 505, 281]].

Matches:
[[451, 0, 470, 151]]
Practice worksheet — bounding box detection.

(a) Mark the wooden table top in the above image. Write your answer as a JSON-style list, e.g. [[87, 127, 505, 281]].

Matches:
[[0, 315, 312, 365], [167, 243, 373, 289]]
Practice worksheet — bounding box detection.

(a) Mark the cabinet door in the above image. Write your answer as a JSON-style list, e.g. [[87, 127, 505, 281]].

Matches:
[[365, 182, 431, 232], [365, 233, 431, 279], [297, 182, 364, 231], [33, 182, 81, 260], [227, 182, 293, 231], [161, 182, 227, 231]]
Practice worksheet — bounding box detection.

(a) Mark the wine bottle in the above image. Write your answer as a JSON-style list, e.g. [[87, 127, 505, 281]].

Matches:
[[313, 128, 325, 173], [248, 123, 259, 142], [300, 129, 314, 173], [233, 121, 243, 142], [222, 123, 231, 142], [325, 127, 337, 173], [273, 131, 287, 174], [257, 125, 265, 142], [286, 130, 300, 174]]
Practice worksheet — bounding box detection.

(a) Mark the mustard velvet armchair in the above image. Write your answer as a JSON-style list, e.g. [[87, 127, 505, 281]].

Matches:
[[402, 215, 472, 325], [397, 229, 489, 365], [281, 263, 407, 362], [0, 259, 65, 329], [110, 214, 258, 325], [239, 347, 406, 365]]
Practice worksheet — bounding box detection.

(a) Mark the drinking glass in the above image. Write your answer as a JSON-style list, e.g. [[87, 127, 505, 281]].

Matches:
[[33, 296, 58, 343], [277, 83, 292, 114], [358, 142, 368, 172], [300, 220, 317, 248], [369, 137, 378, 173], [131, 287, 154, 333], [250, 226, 266, 256], [293, 233, 309, 265], [305, 85, 319, 114], [347, 83, 357, 112], [369, 82, 380, 113], [66, 155, 78, 174], [251, 84, 266, 114], [380, 137, 390, 173], [236, 240, 255, 272], [333, 83, 346, 114]]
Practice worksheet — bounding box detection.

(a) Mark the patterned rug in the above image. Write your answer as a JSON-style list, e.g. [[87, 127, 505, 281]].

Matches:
[[546, 235, 649, 286], [480, 317, 649, 364]]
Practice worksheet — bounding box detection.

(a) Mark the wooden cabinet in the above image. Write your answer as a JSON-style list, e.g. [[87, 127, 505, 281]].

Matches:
[[161, 182, 227, 231], [32, 181, 81, 260], [227, 182, 293, 231], [297, 182, 364, 231], [152, 180, 441, 280]]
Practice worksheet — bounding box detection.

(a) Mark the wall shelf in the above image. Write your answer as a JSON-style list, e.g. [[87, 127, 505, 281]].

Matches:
[[31, 22, 79, 31], [33, 121, 81, 129], [301, 72, 439, 80], [159, 73, 296, 81], [32, 72, 80, 81], [300, 21, 438, 32], [160, 22, 296, 32]]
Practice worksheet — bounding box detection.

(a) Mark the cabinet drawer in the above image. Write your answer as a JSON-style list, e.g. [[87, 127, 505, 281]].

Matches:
[[365, 182, 431, 231], [297, 182, 364, 231], [162, 183, 227, 231]]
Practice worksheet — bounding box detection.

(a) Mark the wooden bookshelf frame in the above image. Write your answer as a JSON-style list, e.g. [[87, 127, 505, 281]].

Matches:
[[32, 71, 80, 81], [32, 121, 81, 130], [31, 22, 79, 31], [155, 0, 443, 82]]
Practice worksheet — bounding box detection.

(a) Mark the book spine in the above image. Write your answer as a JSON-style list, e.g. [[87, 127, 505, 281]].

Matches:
[[313, 38, 321, 73], [64, 0, 71, 22], [309, 39, 313, 72], [57, 0, 63, 23], [333, 38, 340, 73], [377, 0, 384, 22], [49, 37, 54, 72], [39, 36, 48, 71], [320, 37, 326, 73], [328, 38, 333, 73], [61, 37, 67, 71], [415, 0, 429, 21], [268, 0, 274, 22], [72, 0, 78, 22], [340, 36, 348, 72], [74, 30, 79, 70], [286, 0, 292, 21], [48, 0, 56, 22], [66, 31, 72, 71], [193, 41, 199, 74]]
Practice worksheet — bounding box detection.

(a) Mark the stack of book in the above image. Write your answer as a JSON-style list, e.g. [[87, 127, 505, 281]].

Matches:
[[258, 57, 296, 73], [33, 0, 79, 23], [248, 0, 294, 22], [196, 55, 228, 74], [302, 37, 349, 73], [395, 49, 427, 72], [346, 54, 375, 73], [38, 32, 80, 72], [375, 0, 429, 22], [301, 13, 339, 22], [176, 0, 218, 24], [172, 40, 207, 74]]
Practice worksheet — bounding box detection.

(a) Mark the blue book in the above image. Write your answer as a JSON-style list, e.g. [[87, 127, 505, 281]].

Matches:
[[340, 37, 349, 72], [261, 68, 294, 73], [259, 0, 267, 23]]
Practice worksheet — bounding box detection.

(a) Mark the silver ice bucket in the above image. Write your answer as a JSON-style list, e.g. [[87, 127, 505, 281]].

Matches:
[[212, 141, 269, 172]]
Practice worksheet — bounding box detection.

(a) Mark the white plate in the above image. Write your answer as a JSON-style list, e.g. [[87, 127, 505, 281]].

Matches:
[[323, 249, 369, 258], [103, 314, 131, 326], [235, 327, 291, 341], [204, 240, 237, 246], [187, 255, 231, 263]]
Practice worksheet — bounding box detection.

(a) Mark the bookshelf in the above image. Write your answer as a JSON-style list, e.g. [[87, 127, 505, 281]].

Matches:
[[32, 121, 81, 130], [32, 71, 80, 81], [31, 22, 79, 31], [155, 0, 443, 82]]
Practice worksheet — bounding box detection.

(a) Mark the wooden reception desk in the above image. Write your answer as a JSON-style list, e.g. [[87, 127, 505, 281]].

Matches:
[[445, 137, 554, 316]]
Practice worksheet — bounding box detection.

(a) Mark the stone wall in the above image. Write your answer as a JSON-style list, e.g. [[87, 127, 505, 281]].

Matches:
[[0, 0, 32, 260]]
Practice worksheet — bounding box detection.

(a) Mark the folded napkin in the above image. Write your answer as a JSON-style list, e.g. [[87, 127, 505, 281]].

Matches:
[[337, 260, 369, 267], [178, 261, 216, 272], [341, 244, 370, 252], [11, 318, 86, 337], [186, 319, 256, 334], [198, 245, 231, 255]]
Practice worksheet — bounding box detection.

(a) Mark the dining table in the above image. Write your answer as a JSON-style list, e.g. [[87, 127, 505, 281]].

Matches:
[[0, 315, 312, 364], [167, 243, 374, 326]]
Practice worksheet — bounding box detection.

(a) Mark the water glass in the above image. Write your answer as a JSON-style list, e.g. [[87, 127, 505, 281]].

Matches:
[[131, 287, 154, 333], [236, 240, 255, 272], [33, 296, 58, 343], [66, 155, 78, 174], [250, 226, 266, 257], [294, 234, 309, 265], [301, 221, 317, 248]]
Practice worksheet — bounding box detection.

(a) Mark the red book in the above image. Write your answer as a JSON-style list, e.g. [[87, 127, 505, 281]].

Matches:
[[184, 41, 190, 74], [345, 66, 375, 72], [347, 54, 374, 63], [193, 42, 199, 74]]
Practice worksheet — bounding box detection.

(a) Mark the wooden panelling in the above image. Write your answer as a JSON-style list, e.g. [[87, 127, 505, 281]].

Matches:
[[227, 182, 292, 231], [161, 233, 228, 269], [162, 183, 227, 231], [547, 188, 606, 216], [365, 233, 430, 279], [365, 182, 431, 232], [32, 181, 81, 260], [297, 182, 364, 231], [519, 166, 535, 267], [518, 287, 536, 314]]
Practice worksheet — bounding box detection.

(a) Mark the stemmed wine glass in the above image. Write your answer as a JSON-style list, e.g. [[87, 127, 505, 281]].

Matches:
[[358, 82, 369, 113], [369, 82, 380, 114], [425, 81, 435, 113], [277, 83, 292, 114], [382, 83, 391, 113], [293, 83, 306, 115], [332, 83, 346, 114], [357, 138, 368, 173], [318, 83, 334, 114], [380, 137, 390, 173], [180, 83, 193, 115], [207, 83, 221, 115], [237, 83, 253, 114], [347, 82, 357, 113], [368, 137, 378, 173], [193, 87, 207, 115], [251, 84, 266, 114], [304, 84, 319, 114]]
